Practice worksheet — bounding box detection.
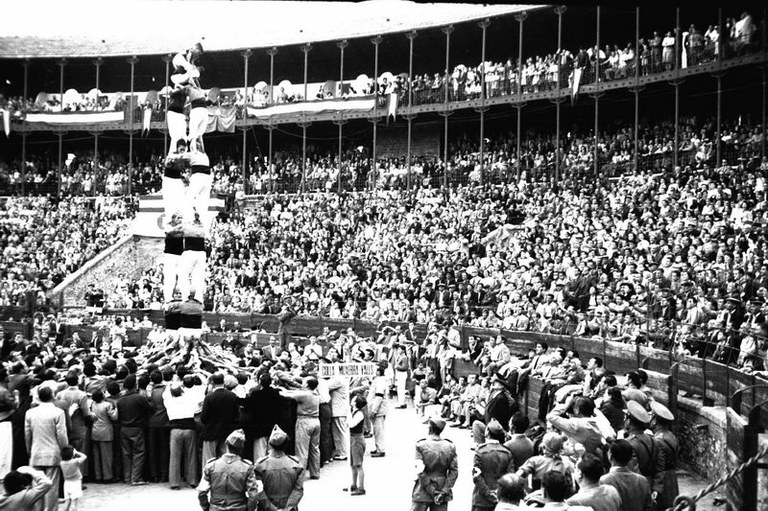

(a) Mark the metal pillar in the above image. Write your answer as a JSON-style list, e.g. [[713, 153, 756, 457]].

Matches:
[[763, 65, 767, 161], [21, 59, 29, 195], [633, 7, 640, 173], [515, 13, 526, 180], [554, 6, 566, 182], [268, 124, 276, 193], [335, 116, 346, 193], [93, 57, 102, 165], [57, 59, 66, 113], [673, 8, 681, 168], [267, 47, 278, 192], [302, 44, 311, 193], [442, 25, 454, 193], [716, 73, 723, 164], [298, 122, 308, 193], [371, 36, 382, 192], [477, 19, 490, 185], [406, 30, 417, 189], [241, 50, 252, 193], [267, 47, 278, 104], [162, 55, 171, 156], [593, 7, 601, 177], [128, 56, 138, 195], [57, 132, 63, 197], [338, 40, 348, 95]]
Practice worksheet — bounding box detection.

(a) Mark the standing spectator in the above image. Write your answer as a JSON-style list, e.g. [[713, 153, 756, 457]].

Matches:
[[368, 365, 389, 458], [59, 446, 87, 511], [411, 417, 458, 511], [89, 389, 117, 483], [347, 395, 367, 496], [163, 381, 199, 490], [503, 412, 534, 471], [394, 345, 409, 409], [600, 440, 654, 511], [241, 373, 283, 461], [623, 401, 661, 488], [24, 386, 68, 511], [279, 377, 321, 480], [200, 373, 241, 470], [254, 425, 304, 511], [0, 466, 52, 509], [471, 419, 514, 511], [327, 375, 349, 461], [116, 374, 154, 486], [147, 370, 170, 483], [566, 454, 622, 511], [56, 372, 92, 479], [650, 401, 680, 510]]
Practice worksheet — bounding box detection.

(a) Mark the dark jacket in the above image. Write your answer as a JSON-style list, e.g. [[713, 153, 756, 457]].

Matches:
[[201, 388, 240, 442], [117, 390, 155, 427], [241, 385, 283, 439], [484, 389, 518, 429], [472, 441, 515, 508], [148, 383, 169, 428]]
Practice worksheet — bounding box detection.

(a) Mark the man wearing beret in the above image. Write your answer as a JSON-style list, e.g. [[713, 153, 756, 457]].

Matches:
[[197, 429, 261, 511], [254, 425, 304, 511], [471, 419, 514, 511], [412, 417, 458, 511]]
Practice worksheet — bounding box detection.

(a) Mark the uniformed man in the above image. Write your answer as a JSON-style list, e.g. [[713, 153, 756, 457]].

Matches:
[[623, 400, 662, 489], [471, 419, 514, 511], [412, 417, 459, 511], [650, 401, 679, 510], [197, 429, 261, 511], [254, 425, 304, 511]]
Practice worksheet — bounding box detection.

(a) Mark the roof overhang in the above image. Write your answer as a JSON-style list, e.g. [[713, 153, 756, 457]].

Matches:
[[0, 1, 548, 59]]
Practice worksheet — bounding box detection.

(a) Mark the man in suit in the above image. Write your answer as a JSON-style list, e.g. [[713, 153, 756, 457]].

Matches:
[[472, 374, 518, 444], [261, 336, 283, 362], [200, 372, 241, 470], [117, 374, 155, 485], [503, 412, 534, 470], [241, 373, 283, 461], [56, 372, 92, 479], [472, 419, 515, 511], [24, 386, 68, 511], [600, 440, 654, 511]]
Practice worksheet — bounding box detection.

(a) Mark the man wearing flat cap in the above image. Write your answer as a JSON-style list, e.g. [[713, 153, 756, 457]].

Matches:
[[650, 401, 679, 510], [412, 417, 458, 511], [197, 429, 261, 511], [254, 425, 304, 511], [471, 419, 514, 511]]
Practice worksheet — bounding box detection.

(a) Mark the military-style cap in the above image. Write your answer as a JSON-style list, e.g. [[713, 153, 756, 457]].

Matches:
[[486, 418, 504, 437], [650, 401, 675, 421], [428, 416, 446, 433], [269, 425, 289, 448], [226, 429, 246, 449], [627, 400, 651, 424]]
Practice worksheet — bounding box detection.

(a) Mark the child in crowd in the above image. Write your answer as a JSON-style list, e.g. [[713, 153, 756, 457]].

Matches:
[[60, 445, 87, 511], [347, 395, 367, 496]]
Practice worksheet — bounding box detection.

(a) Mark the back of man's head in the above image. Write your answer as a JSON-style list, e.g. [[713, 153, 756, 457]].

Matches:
[[211, 372, 225, 386], [3, 470, 32, 496], [510, 411, 530, 434], [542, 470, 569, 502], [578, 453, 604, 484], [496, 473, 525, 504], [65, 372, 79, 387], [609, 439, 633, 466], [305, 376, 318, 390], [123, 374, 137, 391], [37, 386, 53, 403], [259, 373, 272, 388]]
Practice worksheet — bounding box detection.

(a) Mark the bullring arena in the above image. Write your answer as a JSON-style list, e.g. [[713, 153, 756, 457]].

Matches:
[[0, 1, 767, 510]]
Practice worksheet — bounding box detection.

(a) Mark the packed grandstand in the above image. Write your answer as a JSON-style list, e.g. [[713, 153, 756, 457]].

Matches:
[[0, 2, 767, 510]]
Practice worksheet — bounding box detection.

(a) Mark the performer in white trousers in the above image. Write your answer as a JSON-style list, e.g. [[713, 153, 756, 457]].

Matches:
[[179, 216, 206, 304], [163, 213, 184, 304], [187, 151, 211, 220], [166, 88, 188, 153], [172, 43, 203, 88], [187, 87, 209, 153], [162, 143, 189, 216], [163, 289, 183, 342]]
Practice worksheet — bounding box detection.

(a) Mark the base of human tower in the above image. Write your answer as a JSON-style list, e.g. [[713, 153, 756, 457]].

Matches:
[[143, 334, 252, 376]]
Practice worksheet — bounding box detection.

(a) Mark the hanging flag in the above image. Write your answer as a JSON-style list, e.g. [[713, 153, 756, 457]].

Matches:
[[571, 67, 582, 104], [387, 92, 398, 122], [0, 109, 9, 136], [142, 106, 152, 135]]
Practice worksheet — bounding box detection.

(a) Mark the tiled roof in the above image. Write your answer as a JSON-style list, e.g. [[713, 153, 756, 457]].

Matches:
[[0, 1, 543, 59]]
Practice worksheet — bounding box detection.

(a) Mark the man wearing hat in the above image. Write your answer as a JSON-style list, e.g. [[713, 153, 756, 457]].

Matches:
[[650, 401, 679, 510], [411, 417, 458, 511], [254, 425, 304, 511], [197, 429, 260, 511], [623, 400, 662, 488], [471, 372, 517, 445], [471, 419, 514, 511]]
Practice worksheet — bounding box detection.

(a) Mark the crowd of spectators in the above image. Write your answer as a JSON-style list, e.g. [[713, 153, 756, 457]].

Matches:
[[0, 196, 135, 305]]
